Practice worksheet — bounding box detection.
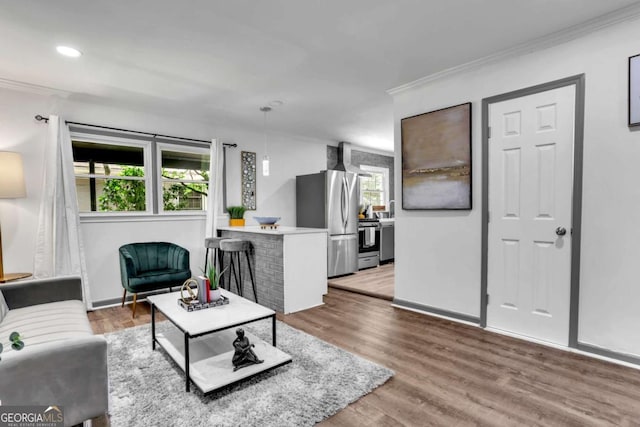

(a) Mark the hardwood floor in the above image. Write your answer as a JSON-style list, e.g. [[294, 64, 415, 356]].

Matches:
[[89, 289, 640, 426], [328, 262, 394, 300]]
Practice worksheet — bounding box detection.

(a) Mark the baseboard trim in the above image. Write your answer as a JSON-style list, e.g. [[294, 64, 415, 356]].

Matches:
[[92, 288, 177, 309], [392, 298, 480, 325], [576, 342, 640, 366]]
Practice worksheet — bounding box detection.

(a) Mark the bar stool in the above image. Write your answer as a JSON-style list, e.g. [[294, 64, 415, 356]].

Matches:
[[204, 237, 227, 285], [219, 238, 258, 302]]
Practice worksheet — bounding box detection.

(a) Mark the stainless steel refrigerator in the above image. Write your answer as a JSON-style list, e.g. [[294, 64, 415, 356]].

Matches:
[[296, 170, 358, 277]]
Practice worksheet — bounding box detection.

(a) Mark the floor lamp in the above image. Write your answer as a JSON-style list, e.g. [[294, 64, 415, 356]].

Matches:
[[0, 151, 31, 283]]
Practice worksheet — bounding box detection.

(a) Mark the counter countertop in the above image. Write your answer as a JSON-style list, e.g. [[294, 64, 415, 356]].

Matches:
[[379, 218, 395, 224], [218, 225, 328, 235]]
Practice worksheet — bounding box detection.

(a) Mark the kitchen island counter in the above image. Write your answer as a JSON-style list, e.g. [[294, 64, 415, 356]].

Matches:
[[217, 226, 327, 235], [218, 226, 327, 314]]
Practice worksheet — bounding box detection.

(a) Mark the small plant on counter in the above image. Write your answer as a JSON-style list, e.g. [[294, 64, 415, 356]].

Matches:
[[227, 206, 247, 219], [227, 206, 247, 226], [0, 331, 25, 361]]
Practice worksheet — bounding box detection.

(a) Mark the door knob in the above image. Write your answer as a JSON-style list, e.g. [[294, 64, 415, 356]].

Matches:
[[555, 227, 567, 236]]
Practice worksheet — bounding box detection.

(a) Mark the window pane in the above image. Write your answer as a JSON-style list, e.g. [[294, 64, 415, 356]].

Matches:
[[73, 141, 144, 176], [161, 150, 209, 181], [76, 177, 146, 212], [73, 140, 147, 213], [359, 169, 386, 208], [362, 191, 383, 206], [162, 181, 208, 211]]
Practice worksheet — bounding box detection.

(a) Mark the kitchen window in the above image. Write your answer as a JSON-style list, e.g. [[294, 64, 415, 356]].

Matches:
[[359, 165, 389, 209]]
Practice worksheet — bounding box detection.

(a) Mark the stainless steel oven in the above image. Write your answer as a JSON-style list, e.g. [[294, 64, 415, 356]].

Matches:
[[358, 219, 380, 270]]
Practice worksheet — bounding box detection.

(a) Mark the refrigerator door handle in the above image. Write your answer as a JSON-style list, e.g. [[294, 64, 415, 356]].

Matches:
[[340, 177, 346, 230], [342, 177, 350, 230]]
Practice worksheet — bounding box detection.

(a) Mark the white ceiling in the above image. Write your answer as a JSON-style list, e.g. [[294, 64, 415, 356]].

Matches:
[[0, 1, 638, 152]]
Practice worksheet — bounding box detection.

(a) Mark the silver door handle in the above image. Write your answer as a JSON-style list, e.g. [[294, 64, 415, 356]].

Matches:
[[556, 227, 567, 236]]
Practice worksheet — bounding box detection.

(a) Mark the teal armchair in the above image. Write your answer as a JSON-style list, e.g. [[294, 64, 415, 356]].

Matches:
[[119, 242, 191, 317]]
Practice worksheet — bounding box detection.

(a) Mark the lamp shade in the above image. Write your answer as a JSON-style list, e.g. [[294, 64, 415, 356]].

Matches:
[[0, 151, 27, 199]]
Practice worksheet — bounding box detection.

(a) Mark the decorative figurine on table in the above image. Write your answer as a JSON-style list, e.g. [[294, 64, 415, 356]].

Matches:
[[232, 328, 263, 372]]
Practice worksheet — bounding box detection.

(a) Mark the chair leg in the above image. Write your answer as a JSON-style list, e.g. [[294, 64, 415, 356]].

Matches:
[[245, 250, 257, 303], [132, 293, 138, 318], [204, 248, 210, 272], [121, 289, 127, 307]]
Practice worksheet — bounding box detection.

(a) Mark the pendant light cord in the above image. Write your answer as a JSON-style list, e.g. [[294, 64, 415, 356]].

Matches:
[[263, 108, 268, 156], [260, 106, 272, 156]]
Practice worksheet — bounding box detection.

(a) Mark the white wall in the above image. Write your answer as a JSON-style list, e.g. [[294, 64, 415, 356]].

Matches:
[[0, 87, 327, 304], [393, 16, 640, 356]]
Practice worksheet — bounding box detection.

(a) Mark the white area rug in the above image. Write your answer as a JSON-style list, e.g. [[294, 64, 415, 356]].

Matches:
[[105, 320, 393, 426]]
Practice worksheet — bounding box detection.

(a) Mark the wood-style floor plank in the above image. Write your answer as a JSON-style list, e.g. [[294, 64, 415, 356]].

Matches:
[[88, 288, 640, 426], [328, 262, 394, 300]]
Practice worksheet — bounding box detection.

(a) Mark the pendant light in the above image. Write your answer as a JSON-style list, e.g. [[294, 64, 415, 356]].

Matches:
[[260, 106, 271, 176]]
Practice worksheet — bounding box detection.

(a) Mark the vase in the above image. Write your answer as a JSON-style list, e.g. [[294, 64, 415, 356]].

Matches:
[[229, 219, 245, 226], [210, 288, 222, 301]]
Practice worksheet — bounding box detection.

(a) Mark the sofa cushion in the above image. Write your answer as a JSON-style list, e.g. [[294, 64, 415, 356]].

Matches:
[[0, 292, 7, 323], [0, 300, 92, 355]]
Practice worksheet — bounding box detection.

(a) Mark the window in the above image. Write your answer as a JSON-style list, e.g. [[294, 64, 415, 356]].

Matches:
[[72, 133, 211, 215], [72, 138, 150, 213], [158, 144, 210, 213], [359, 165, 389, 209]]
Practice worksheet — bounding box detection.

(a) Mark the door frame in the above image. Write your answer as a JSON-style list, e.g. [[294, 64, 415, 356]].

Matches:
[[480, 74, 585, 348]]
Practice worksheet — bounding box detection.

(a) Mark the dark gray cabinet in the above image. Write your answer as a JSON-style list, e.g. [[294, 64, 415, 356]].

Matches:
[[380, 221, 394, 262]]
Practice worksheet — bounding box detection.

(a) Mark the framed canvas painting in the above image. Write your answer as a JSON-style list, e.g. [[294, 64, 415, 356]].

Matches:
[[630, 53, 640, 127], [401, 102, 472, 210]]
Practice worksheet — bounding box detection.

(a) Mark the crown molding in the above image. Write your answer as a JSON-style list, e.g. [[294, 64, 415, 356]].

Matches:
[[388, 3, 640, 96], [0, 78, 71, 97]]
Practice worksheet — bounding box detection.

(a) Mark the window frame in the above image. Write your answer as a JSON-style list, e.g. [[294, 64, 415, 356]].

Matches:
[[359, 164, 390, 209], [156, 142, 211, 216], [71, 132, 153, 217]]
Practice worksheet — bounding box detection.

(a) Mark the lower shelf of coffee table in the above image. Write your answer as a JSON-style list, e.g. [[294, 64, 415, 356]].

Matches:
[[155, 326, 292, 393]]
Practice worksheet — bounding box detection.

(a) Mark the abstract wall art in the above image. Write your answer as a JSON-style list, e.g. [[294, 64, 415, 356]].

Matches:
[[401, 102, 472, 210]]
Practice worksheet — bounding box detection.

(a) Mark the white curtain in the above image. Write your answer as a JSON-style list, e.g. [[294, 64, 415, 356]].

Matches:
[[205, 139, 224, 239], [34, 115, 92, 309]]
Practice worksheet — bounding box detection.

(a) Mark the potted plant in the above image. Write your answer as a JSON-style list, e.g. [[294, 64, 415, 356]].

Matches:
[[205, 265, 228, 301], [227, 206, 247, 226]]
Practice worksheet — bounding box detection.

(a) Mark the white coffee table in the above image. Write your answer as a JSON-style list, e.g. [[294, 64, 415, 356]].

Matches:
[[147, 289, 292, 393]]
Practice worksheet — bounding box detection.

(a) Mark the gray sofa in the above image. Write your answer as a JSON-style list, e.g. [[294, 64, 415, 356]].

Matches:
[[0, 276, 108, 426]]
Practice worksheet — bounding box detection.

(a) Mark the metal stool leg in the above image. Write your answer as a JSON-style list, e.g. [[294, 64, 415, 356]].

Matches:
[[204, 247, 210, 272], [236, 252, 244, 297], [230, 253, 241, 295], [244, 250, 257, 303]]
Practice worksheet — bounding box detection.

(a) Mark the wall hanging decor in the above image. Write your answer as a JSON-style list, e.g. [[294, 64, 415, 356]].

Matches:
[[630, 53, 640, 127], [241, 151, 256, 210], [401, 102, 472, 210]]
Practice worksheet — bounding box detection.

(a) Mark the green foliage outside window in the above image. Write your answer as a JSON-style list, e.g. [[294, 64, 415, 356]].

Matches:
[[98, 166, 209, 212], [98, 167, 146, 211]]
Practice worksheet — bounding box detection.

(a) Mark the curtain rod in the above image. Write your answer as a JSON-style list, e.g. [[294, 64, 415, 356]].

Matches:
[[34, 115, 237, 148]]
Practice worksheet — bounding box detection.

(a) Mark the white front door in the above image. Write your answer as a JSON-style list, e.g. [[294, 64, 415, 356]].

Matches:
[[487, 85, 575, 346]]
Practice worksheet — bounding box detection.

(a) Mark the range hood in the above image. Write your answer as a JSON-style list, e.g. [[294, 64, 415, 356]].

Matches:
[[333, 142, 370, 176]]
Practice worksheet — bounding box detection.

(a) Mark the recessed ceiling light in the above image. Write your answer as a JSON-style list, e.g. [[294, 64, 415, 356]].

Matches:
[[56, 46, 82, 58]]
